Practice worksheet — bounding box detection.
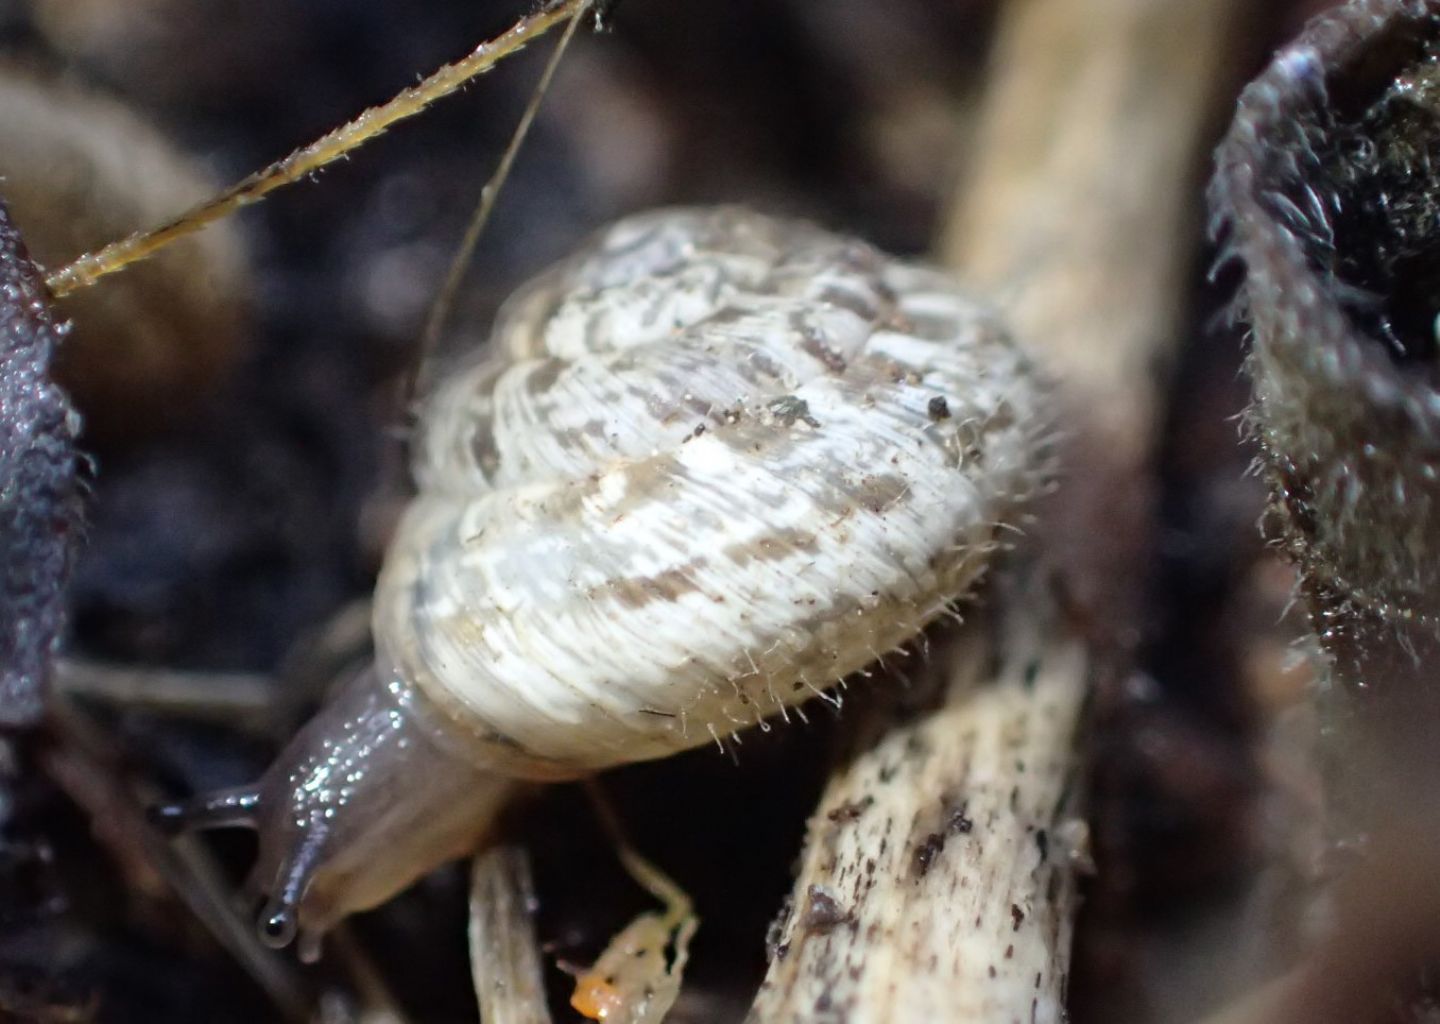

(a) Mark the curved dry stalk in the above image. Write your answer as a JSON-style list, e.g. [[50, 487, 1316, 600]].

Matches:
[[0, 199, 80, 727], [44, 0, 591, 298], [571, 785, 698, 1024]]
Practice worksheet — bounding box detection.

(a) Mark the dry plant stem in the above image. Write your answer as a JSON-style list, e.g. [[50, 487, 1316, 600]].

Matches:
[[52, 659, 279, 734], [950, 0, 1245, 645], [417, 4, 585, 394], [44, 0, 589, 298], [276, 597, 375, 712], [945, 0, 1246, 631], [750, 0, 1249, 1020], [1204, 3, 1440, 1017], [945, 0, 1244, 461], [328, 927, 414, 1024], [54, 601, 378, 736], [469, 847, 553, 1024], [748, 597, 1086, 1023], [943, 0, 1244, 1014], [43, 700, 310, 1020]]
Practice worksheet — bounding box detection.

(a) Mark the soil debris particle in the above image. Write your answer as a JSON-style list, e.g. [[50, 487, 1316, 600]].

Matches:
[[826, 796, 874, 823], [913, 832, 946, 877], [767, 394, 821, 428], [801, 885, 852, 933]]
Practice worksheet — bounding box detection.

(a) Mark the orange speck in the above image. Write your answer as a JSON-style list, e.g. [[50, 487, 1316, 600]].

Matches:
[[571, 974, 624, 1020]]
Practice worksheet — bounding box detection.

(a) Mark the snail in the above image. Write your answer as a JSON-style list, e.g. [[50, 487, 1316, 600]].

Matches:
[[1210, 0, 1440, 834], [156, 206, 1050, 958]]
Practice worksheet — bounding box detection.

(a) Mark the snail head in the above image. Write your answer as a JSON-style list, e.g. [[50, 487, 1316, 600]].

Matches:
[[150, 667, 509, 961]]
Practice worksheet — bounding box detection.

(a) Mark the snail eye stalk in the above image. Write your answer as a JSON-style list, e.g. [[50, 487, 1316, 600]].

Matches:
[[149, 786, 263, 834]]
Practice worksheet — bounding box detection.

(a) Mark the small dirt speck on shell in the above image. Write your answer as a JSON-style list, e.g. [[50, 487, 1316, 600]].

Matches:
[[914, 832, 946, 876]]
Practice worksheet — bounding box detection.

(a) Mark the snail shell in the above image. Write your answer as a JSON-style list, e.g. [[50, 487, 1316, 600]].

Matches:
[[164, 206, 1049, 954]]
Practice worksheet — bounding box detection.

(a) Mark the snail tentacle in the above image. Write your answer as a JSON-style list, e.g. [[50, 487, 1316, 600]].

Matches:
[[150, 786, 262, 834]]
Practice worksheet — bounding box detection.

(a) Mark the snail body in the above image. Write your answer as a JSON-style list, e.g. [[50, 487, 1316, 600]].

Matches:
[[166, 207, 1048, 954]]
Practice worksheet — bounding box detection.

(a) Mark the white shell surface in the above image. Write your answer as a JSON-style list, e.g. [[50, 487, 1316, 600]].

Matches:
[[375, 207, 1047, 777]]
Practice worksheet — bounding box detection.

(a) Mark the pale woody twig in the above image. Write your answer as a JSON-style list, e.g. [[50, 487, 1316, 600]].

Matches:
[[748, 592, 1086, 1022], [470, 847, 553, 1024], [946, 0, 1247, 457], [749, 0, 1247, 1019]]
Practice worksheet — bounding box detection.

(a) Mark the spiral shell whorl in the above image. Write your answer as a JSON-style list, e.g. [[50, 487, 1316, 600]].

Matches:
[[376, 207, 1048, 778]]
